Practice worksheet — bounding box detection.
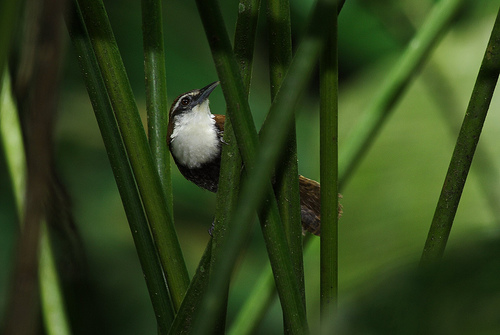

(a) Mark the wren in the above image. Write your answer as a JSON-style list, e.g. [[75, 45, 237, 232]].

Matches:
[[167, 82, 341, 235]]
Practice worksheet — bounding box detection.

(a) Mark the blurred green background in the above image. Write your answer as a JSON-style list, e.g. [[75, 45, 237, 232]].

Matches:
[[1, 0, 500, 333]]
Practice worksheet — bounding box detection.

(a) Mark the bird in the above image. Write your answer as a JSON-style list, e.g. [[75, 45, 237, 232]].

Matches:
[[167, 81, 341, 236]]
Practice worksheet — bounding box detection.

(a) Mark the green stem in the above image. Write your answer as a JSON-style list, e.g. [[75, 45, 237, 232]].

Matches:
[[209, 115, 241, 333], [66, 3, 174, 331], [338, 0, 464, 188], [319, 3, 338, 320], [75, 0, 189, 311], [266, 1, 305, 321], [420, 8, 500, 265], [167, 239, 213, 335], [141, 0, 173, 217]]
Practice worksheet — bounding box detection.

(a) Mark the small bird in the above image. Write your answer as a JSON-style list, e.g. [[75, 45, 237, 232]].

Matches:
[[167, 81, 341, 235]]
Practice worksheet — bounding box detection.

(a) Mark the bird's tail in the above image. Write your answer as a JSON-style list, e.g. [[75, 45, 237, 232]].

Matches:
[[299, 175, 343, 236]]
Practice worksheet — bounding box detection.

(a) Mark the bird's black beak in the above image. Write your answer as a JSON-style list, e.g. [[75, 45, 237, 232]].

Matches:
[[196, 81, 220, 104]]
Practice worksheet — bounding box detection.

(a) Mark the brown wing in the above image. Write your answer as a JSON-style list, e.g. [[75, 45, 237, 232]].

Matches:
[[213, 114, 225, 133]]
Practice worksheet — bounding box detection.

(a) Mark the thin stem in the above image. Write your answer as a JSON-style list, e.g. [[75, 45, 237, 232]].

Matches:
[[420, 8, 500, 265], [319, 3, 338, 321], [141, 0, 173, 217], [75, 0, 189, 311]]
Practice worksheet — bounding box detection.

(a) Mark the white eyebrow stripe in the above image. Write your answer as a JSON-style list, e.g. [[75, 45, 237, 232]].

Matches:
[[171, 91, 200, 115]]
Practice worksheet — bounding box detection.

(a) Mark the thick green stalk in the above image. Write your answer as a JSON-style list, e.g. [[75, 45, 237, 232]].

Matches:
[[266, 0, 305, 319], [141, 0, 173, 217], [66, 3, 174, 331], [75, 0, 189, 311], [319, 9, 338, 321], [338, 0, 464, 188], [167, 239, 213, 335], [209, 116, 241, 333], [420, 8, 500, 265]]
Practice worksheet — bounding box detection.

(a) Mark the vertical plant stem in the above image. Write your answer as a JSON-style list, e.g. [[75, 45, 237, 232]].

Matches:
[[338, 0, 464, 188], [266, 1, 305, 323], [141, 0, 173, 216], [319, 5, 338, 320], [66, 2, 174, 331], [167, 239, 213, 334], [209, 116, 241, 333], [420, 8, 500, 265], [76, 0, 189, 311]]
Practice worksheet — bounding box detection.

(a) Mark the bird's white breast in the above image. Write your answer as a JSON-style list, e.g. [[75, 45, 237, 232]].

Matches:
[[170, 101, 220, 168]]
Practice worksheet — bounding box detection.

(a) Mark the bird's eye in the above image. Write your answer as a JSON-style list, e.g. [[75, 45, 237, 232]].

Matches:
[[180, 97, 190, 106]]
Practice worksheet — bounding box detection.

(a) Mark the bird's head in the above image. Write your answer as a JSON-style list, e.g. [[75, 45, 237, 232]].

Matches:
[[169, 81, 220, 121]]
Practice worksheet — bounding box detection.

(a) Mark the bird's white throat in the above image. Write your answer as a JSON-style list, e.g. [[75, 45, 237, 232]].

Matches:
[[170, 101, 220, 168]]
